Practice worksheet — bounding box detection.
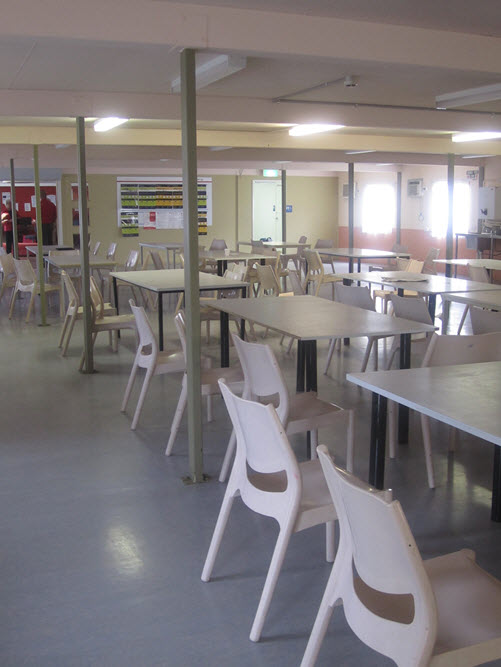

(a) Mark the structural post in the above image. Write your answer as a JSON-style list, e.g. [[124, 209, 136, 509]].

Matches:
[[446, 154, 455, 278], [348, 162, 355, 248], [76, 116, 93, 373], [396, 171, 402, 244], [10, 159, 19, 259], [33, 146, 48, 325], [281, 169, 287, 242], [181, 48, 204, 483]]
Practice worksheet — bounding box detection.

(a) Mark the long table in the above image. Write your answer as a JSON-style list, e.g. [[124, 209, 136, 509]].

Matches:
[[139, 241, 184, 268], [316, 248, 410, 272], [434, 257, 501, 279], [347, 362, 501, 521], [110, 269, 248, 358], [199, 250, 269, 276]]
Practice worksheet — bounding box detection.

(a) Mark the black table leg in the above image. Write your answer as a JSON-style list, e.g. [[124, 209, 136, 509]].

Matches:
[[398, 333, 411, 444], [239, 286, 246, 339], [112, 276, 119, 313], [220, 311, 229, 367], [492, 446, 501, 522], [369, 392, 388, 489], [296, 340, 306, 392], [158, 292, 164, 351]]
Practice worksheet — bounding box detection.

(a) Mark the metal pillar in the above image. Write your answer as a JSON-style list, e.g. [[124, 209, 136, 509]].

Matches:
[[76, 117, 93, 373], [10, 159, 19, 259], [281, 169, 287, 242], [33, 146, 48, 325], [396, 171, 402, 244], [348, 162, 355, 248], [446, 154, 455, 278], [181, 48, 204, 483]]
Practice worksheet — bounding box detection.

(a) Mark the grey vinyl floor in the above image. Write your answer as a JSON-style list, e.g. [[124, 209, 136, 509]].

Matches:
[[2, 279, 501, 666]]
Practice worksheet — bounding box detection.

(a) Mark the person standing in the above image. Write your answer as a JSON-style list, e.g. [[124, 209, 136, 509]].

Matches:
[[39, 190, 57, 245], [1, 199, 13, 254]]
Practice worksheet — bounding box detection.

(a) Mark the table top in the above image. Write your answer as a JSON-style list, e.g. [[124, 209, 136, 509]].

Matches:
[[347, 362, 501, 447], [205, 294, 436, 341], [336, 271, 501, 295], [26, 245, 74, 256], [434, 258, 501, 271], [316, 248, 411, 260], [110, 268, 249, 293], [442, 289, 501, 309], [45, 256, 116, 269], [199, 250, 270, 263], [456, 232, 501, 240], [139, 241, 184, 250], [238, 240, 310, 250]]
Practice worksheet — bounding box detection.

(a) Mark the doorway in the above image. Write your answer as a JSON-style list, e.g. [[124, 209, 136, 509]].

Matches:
[[252, 180, 282, 241]]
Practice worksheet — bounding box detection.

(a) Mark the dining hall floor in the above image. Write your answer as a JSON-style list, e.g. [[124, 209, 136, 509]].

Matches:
[[2, 285, 501, 666]]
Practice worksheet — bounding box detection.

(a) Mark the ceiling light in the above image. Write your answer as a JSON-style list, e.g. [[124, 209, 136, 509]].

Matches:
[[452, 132, 501, 143], [171, 55, 246, 93], [345, 149, 376, 155], [289, 124, 345, 137], [94, 117, 128, 132], [159, 158, 170, 162], [436, 83, 501, 109], [461, 154, 495, 159], [274, 160, 292, 164], [209, 146, 232, 152]]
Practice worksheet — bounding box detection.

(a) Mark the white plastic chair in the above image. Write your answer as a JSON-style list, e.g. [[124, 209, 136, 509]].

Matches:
[[218, 333, 354, 483], [422, 246, 440, 275], [121, 300, 185, 430], [95, 241, 118, 299], [314, 239, 335, 273], [419, 332, 501, 488], [302, 445, 501, 667], [457, 264, 490, 334], [9, 257, 63, 322], [280, 235, 307, 279], [0, 252, 17, 303], [91, 240, 101, 256], [386, 293, 434, 370], [58, 270, 116, 356], [302, 249, 341, 298], [115, 249, 141, 304], [372, 259, 424, 313], [202, 381, 338, 642], [78, 276, 136, 371], [470, 306, 501, 334], [165, 312, 244, 456], [324, 283, 390, 374]]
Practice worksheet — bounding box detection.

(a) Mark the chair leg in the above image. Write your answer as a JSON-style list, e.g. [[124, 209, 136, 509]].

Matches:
[[61, 314, 77, 357], [8, 286, 18, 318], [457, 305, 469, 334], [201, 490, 237, 583], [25, 291, 36, 322], [207, 394, 213, 422], [58, 314, 70, 348], [420, 414, 436, 489], [249, 520, 295, 642], [310, 429, 319, 458], [130, 367, 154, 430], [388, 400, 397, 459], [324, 337, 338, 374], [219, 430, 236, 483], [360, 337, 375, 373], [121, 358, 139, 413], [346, 409, 355, 473], [325, 521, 335, 563], [165, 376, 187, 455]]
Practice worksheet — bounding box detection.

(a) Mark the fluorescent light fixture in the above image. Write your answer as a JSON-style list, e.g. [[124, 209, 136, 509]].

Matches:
[[274, 160, 292, 164], [262, 169, 280, 177], [94, 117, 128, 132], [289, 124, 345, 136], [171, 55, 246, 93], [159, 158, 170, 162], [209, 146, 233, 152], [452, 132, 501, 143], [436, 83, 501, 109], [461, 154, 495, 159], [345, 149, 376, 155]]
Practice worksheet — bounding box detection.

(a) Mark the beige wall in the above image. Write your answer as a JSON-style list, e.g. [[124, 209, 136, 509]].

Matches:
[[60, 173, 339, 263]]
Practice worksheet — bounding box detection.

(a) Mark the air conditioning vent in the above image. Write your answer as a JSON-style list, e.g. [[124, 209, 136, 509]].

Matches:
[[407, 178, 424, 197], [342, 183, 357, 199]]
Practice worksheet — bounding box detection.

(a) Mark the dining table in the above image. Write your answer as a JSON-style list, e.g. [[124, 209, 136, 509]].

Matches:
[[347, 361, 501, 522], [434, 257, 501, 279], [199, 250, 270, 276], [314, 247, 411, 272], [139, 241, 184, 268]]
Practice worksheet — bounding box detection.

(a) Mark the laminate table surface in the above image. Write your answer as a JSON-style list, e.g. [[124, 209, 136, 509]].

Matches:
[[237, 240, 310, 250], [347, 362, 501, 521], [441, 289, 501, 310], [434, 258, 501, 271], [316, 248, 411, 272], [26, 245, 74, 257], [45, 255, 116, 270]]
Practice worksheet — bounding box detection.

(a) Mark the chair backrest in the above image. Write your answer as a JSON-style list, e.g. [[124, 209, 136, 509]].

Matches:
[[0, 246, 6, 256], [219, 380, 300, 491], [89, 276, 105, 320], [468, 264, 489, 283], [174, 311, 188, 360], [406, 259, 424, 273], [13, 258, 36, 286], [470, 307, 501, 334], [314, 239, 334, 250], [303, 249, 323, 275], [61, 270, 79, 308], [232, 333, 290, 425], [129, 299, 157, 357], [422, 331, 501, 368], [422, 247, 439, 274], [389, 294, 433, 325], [255, 264, 280, 296], [209, 239, 227, 251], [288, 269, 305, 295], [106, 242, 117, 260], [0, 252, 16, 279], [149, 250, 165, 270], [125, 249, 140, 271], [298, 235, 307, 244], [91, 241, 101, 256], [334, 283, 375, 312], [316, 445, 437, 665]]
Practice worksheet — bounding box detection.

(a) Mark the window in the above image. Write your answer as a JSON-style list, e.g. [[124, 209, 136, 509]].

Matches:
[[430, 181, 471, 238], [362, 184, 395, 234]]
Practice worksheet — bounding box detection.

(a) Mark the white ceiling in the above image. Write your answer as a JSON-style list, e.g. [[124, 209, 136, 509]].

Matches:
[[0, 0, 500, 173]]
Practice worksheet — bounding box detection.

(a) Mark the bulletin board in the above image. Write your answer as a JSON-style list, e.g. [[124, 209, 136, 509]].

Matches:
[[117, 177, 212, 237]]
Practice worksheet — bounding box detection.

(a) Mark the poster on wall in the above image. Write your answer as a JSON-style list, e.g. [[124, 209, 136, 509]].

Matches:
[[117, 177, 212, 237]]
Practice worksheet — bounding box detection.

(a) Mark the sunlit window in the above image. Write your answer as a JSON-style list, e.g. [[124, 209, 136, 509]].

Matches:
[[430, 181, 471, 238], [362, 184, 396, 234]]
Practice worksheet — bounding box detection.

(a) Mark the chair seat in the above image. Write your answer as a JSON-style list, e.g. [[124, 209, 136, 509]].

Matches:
[[200, 366, 244, 394], [425, 549, 501, 660], [94, 314, 136, 331], [287, 392, 344, 435], [154, 350, 186, 374]]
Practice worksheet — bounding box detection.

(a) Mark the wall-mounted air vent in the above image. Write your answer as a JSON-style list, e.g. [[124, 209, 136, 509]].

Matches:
[[342, 183, 357, 199], [407, 178, 424, 197]]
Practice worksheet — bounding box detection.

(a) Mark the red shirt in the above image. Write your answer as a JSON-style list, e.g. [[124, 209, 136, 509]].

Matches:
[[1, 204, 12, 232], [40, 197, 57, 225]]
